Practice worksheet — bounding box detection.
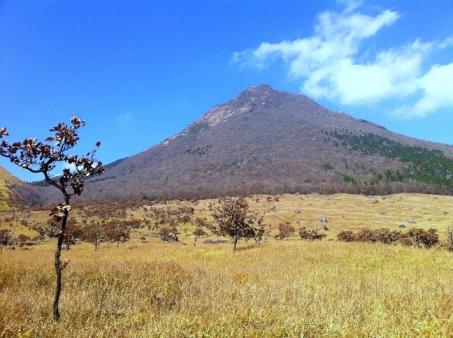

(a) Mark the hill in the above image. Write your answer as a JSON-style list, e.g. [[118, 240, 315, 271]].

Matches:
[[22, 85, 453, 203], [0, 167, 29, 210]]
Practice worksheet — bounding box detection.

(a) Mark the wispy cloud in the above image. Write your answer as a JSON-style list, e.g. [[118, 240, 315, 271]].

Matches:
[[116, 113, 135, 125], [233, 3, 453, 118]]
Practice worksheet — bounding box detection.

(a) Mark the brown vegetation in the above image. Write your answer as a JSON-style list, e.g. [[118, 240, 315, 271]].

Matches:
[[275, 222, 295, 239], [298, 227, 327, 240], [337, 227, 440, 248], [211, 197, 262, 250]]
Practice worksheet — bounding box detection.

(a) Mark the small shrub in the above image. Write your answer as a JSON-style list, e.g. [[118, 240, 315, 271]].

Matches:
[[275, 222, 295, 240], [373, 229, 402, 244], [299, 227, 327, 240], [158, 225, 179, 242], [15, 234, 31, 247], [402, 228, 439, 248], [337, 231, 355, 242], [0, 229, 13, 251], [354, 229, 378, 242], [353, 228, 401, 244], [192, 227, 207, 247]]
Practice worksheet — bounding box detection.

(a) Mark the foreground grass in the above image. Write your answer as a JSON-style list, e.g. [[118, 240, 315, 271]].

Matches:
[[1, 240, 452, 337]]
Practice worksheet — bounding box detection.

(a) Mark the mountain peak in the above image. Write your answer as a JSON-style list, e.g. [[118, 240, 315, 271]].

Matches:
[[243, 83, 275, 94], [196, 84, 279, 128], [236, 84, 277, 101]]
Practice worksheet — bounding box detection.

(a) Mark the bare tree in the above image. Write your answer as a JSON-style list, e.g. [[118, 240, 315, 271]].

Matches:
[[254, 219, 266, 245], [275, 222, 295, 240], [0, 117, 104, 321], [105, 221, 131, 247], [64, 219, 83, 250], [211, 197, 260, 251], [192, 226, 207, 247], [81, 221, 105, 251]]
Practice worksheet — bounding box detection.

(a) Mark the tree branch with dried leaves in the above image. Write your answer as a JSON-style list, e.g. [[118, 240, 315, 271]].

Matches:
[[0, 116, 104, 321]]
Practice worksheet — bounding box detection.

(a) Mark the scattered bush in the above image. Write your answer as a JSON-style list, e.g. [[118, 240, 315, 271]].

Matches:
[[0, 229, 13, 251], [15, 234, 31, 247], [353, 228, 402, 244], [275, 222, 295, 240], [403, 228, 439, 248], [337, 227, 439, 248], [192, 227, 207, 247], [337, 231, 355, 242], [299, 227, 327, 240], [158, 225, 179, 242]]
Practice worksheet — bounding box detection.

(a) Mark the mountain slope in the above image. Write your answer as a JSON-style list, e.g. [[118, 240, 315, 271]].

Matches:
[[0, 167, 30, 210], [34, 85, 453, 203]]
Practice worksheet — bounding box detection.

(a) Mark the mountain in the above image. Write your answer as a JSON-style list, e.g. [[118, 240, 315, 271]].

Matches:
[[29, 85, 453, 203]]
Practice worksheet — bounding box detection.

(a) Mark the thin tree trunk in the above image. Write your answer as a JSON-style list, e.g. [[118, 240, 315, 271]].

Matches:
[[233, 237, 238, 251], [53, 208, 69, 322]]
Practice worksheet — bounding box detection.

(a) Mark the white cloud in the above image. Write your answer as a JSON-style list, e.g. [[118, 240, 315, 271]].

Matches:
[[116, 113, 135, 125], [394, 63, 453, 117], [336, 0, 363, 13], [234, 3, 453, 118], [439, 35, 453, 49]]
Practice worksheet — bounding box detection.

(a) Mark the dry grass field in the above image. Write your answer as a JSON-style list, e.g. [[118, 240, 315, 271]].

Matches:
[[1, 193, 452, 337], [1, 240, 452, 337], [5, 192, 452, 238]]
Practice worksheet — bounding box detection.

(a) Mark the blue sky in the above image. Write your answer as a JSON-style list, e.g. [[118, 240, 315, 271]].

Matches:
[[1, 0, 452, 181]]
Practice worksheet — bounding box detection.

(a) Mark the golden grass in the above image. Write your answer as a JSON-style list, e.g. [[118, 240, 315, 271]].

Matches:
[[2, 193, 453, 238], [0, 167, 22, 212], [149, 193, 453, 239], [1, 239, 452, 337], [1, 193, 453, 336]]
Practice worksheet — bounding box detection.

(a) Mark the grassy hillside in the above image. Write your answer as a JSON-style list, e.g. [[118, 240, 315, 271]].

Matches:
[[0, 167, 22, 211], [1, 193, 452, 239]]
